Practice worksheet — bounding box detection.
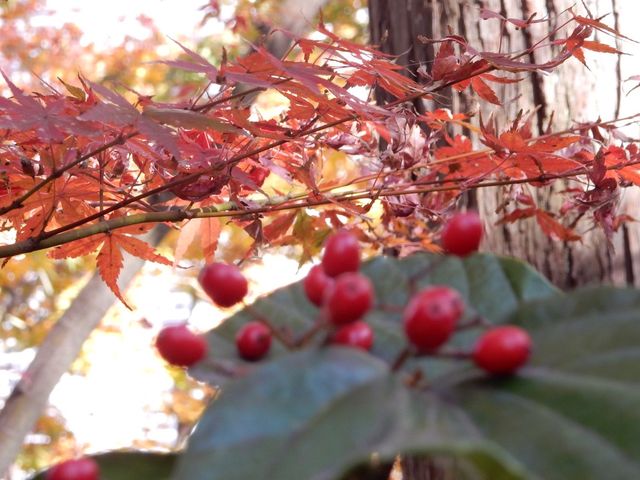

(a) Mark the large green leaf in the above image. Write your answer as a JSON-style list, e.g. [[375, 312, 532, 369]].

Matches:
[[175, 348, 525, 480], [30, 451, 176, 480], [448, 286, 640, 479], [182, 254, 640, 480]]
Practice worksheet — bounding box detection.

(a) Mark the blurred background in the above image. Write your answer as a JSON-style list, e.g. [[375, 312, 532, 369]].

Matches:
[[1, 0, 639, 478], [0, 1, 368, 477]]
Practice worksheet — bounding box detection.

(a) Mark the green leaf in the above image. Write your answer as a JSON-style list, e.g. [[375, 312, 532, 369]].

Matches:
[[30, 451, 176, 480], [450, 287, 640, 479], [175, 348, 525, 480], [186, 253, 640, 479]]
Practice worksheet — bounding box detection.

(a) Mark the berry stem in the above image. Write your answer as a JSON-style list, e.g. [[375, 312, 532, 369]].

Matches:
[[456, 315, 492, 331], [294, 316, 329, 348], [418, 349, 472, 360], [391, 347, 412, 372], [243, 303, 295, 349], [376, 304, 404, 313], [208, 358, 251, 378], [407, 256, 446, 294]]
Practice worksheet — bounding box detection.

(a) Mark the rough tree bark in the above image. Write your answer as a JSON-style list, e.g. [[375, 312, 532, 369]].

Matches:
[[369, 0, 640, 290], [368, 0, 639, 478]]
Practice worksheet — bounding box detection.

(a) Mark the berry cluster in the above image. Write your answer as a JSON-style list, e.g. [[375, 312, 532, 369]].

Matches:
[[153, 262, 245, 367], [153, 211, 531, 375], [304, 230, 375, 350], [402, 284, 531, 375], [399, 212, 531, 375]]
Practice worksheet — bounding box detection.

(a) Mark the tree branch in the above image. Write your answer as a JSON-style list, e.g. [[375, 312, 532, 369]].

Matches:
[[3, 158, 638, 259]]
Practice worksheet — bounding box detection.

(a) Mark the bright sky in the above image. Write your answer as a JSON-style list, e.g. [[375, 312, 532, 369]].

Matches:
[[40, 0, 228, 47], [49, 253, 309, 449]]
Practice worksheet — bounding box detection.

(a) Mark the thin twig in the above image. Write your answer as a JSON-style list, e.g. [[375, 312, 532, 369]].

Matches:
[[294, 316, 329, 347], [456, 315, 492, 331], [0, 132, 136, 216], [391, 347, 412, 371], [3, 156, 639, 258], [243, 303, 296, 349]]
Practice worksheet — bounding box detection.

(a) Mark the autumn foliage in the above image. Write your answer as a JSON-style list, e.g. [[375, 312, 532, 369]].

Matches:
[[0, 7, 638, 305]]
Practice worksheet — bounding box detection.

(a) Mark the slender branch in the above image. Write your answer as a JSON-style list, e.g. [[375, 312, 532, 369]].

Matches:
[[3, 157, 639, 259], [5, 56, 495, 242], [193, 77, 293, 112], [418, 349, 472, 360], [456, 315, 492, 331], [2, 17, 629, 259], [37, 112, 361, 241]]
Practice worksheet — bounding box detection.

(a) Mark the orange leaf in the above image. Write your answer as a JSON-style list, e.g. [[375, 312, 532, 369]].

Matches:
[[499, 131, 528, 151], [481, 73, 523, 84], [200, 218, 221, 262], [582, 40, 623, 54], [618, 166, 640, 186], [536, 211, 581, 241], [264, 212, 297, 241], [174, 219, 201, 264], [48, 236, 103, 259], [471, 77, 500, 105], [575, 15, 636, 42], [97, 234, 131, 309], [497, 207, 536, 224], [571, 47, 587, 66], [533, 136, 581, 152], [116, 234, 172, 265]]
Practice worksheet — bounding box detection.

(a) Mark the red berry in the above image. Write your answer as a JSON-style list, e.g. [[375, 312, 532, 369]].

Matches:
[[330, 321, 374, 351], [473, 326, 531, 376], [304, 265, 334, 306], [236, 321, 272, 361], [46, 457, 99, 480], [199, 262, 248, 307], [403, 286, 464, 352], [321, 230, 360, 277], [156, 325, 208, 367], [325, 272, 374, 325], [441, 211, 483, 256]]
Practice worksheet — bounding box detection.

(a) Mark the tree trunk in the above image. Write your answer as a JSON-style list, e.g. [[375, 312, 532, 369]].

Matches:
[[368, 0, 639, 478], [0, 226, 168, 477], [368, 0, 640, 291]]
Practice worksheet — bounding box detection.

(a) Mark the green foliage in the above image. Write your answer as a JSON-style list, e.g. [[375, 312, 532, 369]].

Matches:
[[179, 253, 640, 480]]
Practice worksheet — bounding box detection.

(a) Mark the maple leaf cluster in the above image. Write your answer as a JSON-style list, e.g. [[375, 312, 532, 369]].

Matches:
[[0, 9, 638, 302]]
